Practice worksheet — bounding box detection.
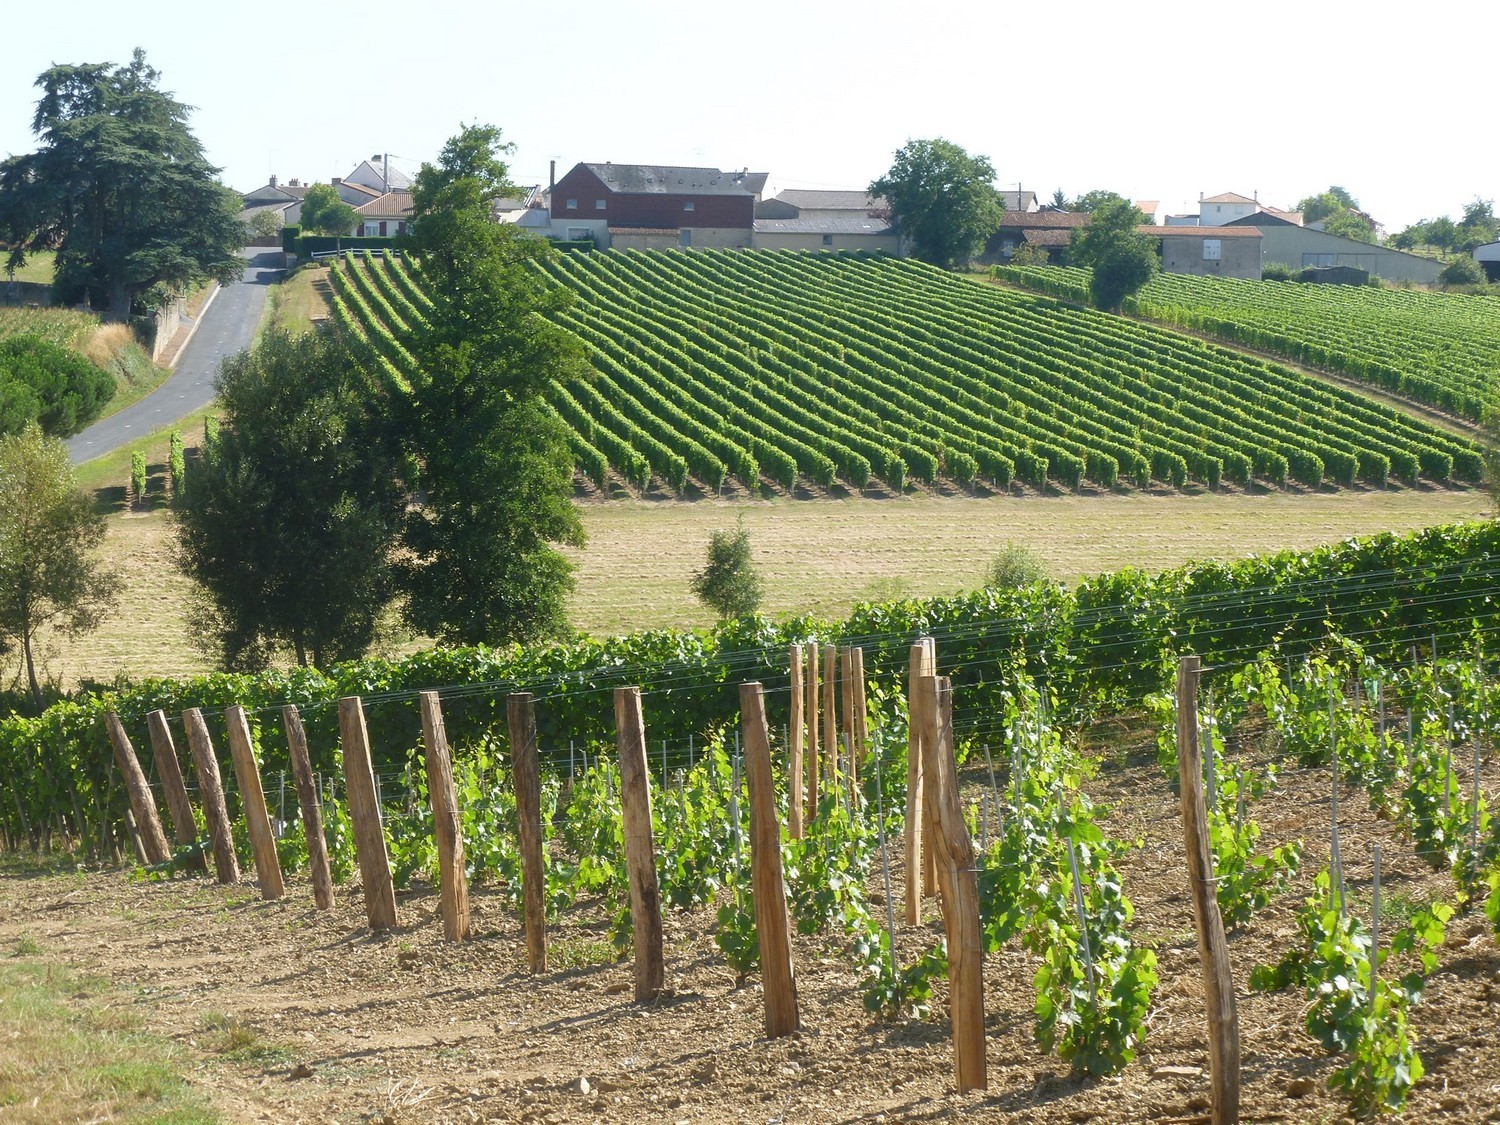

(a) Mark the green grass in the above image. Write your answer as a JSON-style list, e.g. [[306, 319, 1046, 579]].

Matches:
[[2, 250, 56, 285], [256, 261, 330, 343], [0, 960, 217, 1122], [76, 405, 218, 511]]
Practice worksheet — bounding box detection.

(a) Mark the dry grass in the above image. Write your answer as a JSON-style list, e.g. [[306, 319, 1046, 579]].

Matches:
[[19, 485, 1489, 692], [257, 262, 330, 341]]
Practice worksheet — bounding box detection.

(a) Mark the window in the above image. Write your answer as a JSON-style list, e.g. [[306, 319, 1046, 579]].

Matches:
[[378, 220, 388, 237], [679, 229, 692, 247], [1302, 252, 1335, 267], [1001, 239, 1016, 256], [1202, 239, 1220, 261], [565, 198, 577, 210], [595, 199, 606, 210], [684, 201, 695, 212], [821, 234, 834, 247]]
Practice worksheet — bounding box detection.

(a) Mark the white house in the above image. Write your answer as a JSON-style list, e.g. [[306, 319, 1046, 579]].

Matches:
[[346, 156, 413, 195], [353, 191, 414, 237]]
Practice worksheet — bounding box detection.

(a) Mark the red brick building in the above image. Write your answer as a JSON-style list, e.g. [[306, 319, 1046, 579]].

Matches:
[[549, 163, 756, 249]]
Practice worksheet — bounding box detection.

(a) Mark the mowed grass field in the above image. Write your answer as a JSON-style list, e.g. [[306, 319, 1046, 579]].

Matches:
[[30, 486, 1489, 691]]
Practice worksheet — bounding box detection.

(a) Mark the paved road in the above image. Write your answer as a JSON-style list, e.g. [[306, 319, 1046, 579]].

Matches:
[[67, 248, 283, 464]]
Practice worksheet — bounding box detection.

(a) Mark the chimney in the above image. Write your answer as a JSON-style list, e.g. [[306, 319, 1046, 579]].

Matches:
[[333, 177, 342, 185], [289, 178, 300, 188], [549, 160, 555, 193], [269, 174, 278, 187]]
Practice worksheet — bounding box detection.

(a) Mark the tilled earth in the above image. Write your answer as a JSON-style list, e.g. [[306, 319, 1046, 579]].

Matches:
[[2, 734, 1499, 1124]]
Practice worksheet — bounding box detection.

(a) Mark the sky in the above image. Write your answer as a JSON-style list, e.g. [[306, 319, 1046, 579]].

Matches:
[[3, 0, 1496, 233]]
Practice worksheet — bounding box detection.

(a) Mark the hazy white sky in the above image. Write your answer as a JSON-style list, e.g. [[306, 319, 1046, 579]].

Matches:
[[3, 0, 1495, 231]]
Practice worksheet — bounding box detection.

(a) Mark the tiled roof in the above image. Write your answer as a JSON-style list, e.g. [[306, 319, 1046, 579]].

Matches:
[[1022, 229, 1072, 246], [768, 189, 886, 212], [354, 191, 414, 217], [997, 211, 1091, 228], [1201, 191, 1258, 205], [340, 181, 381, 199], [754, 217, 894, 235], [582, 163, 754, 196]]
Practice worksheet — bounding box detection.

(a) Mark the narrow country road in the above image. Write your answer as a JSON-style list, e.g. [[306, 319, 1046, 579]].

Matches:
[[67, 248, 282, 464]]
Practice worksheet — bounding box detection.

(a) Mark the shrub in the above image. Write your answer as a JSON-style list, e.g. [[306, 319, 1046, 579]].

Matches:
[[690, 519, 762, 621], [130, 449, 147, 506], [1260, 262, 1297, 282], [0, 335, 114, 438], [986, 542, 1048, 590], [168, 430, 185, 498], [1438, 256, 1484, 287]]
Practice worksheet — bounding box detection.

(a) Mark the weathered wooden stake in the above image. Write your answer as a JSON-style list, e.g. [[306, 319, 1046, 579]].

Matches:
[[740, 682, 800, 1038], [338, 696, 398, 931], [103, 712, 171, 865], [823, 643, 839, 792], [614, 687, 665, 1001], [839, 646, 855, 779], [1176, 655, 1240, 1125], [905, 642, 928, 925], [788, 645, 806, 840], [224, 705, 285, 899], [919, 675, 986, 1093], [805, 640, 821, 821], [508, 692, 547, 972], [417, 693, 467, 938], [853, 646, 869, 766], [144, 711, 199, 864], [182, 709, 239, 884], [283, 705, 333, 910]]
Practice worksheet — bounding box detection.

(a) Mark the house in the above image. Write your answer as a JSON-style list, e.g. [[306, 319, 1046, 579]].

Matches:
[[988, 211, 1091, 262], [352, 191, 414, 237], [1000, 190, 1039, 213], [1223, 211, 1443, 283], [549, 162, 756, 249], [240, 175, 308, 236], [332, 178, 382, 208], [345, 156, 412, 195], [1134, 200, 1162, 225], [751, 189, 900, 253], [1174, 192, 1303, 227], [1475, 240, 1500, 282], [1144, 226, 1262, 279]]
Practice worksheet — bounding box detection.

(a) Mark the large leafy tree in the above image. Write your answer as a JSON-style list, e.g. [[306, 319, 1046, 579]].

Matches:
[[176, 330, 403, 670], [870, 138, 1003, 267], [1296, 186, 1375, 243], [0, 49, 244, 319], [1069, 198, 1159, 312], [0, 425, 119, 710], [299, 183, 357, 238], [398, 124, 590, 645]]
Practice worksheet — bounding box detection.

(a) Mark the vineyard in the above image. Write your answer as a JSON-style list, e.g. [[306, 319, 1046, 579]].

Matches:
[[994, 263, 1500, 423], [3, 522, 1500, 1119], [324, 248, 1483, 496]]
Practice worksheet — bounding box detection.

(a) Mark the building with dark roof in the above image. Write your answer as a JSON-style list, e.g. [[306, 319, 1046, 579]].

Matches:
[[549, 162, 756, 249]]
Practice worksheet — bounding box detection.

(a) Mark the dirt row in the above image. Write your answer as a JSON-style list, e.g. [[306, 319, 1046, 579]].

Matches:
[[2, 736, 1499, 1123]]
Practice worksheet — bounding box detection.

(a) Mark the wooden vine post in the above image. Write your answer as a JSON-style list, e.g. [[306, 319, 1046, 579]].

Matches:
[[338, 696, 398, 931], [905, 642, 928, 924], [182, 708, 240, 884], [508, 692, 548, 972], [740, 682, 800, 1037], [418, 692, 468, 940], [103, 713, 172, 865], [224, 706, 285, 899], [823, 643, 839, 792], [144, 710, 200, 864], [920, 674, 986, 1093], [852, 645, 869, 787], [839, 646, 855, 794], [614, 686, 665, 1000], [1176, 655, 1240, 1125], [282, 705, 334, 911], [805, 640, 820, 821], [921, 638, 938, 898], [788, 645, 806, 839]]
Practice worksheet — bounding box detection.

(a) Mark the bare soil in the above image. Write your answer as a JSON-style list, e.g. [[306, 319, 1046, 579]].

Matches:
[[2, 725, 1497, 1124]]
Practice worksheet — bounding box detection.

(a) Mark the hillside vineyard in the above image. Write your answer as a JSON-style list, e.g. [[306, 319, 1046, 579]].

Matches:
[[328, 249, 1482, 495], [996, 263, 1500, 424]]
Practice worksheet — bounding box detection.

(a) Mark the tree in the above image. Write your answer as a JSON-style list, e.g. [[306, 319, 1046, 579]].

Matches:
[[1427, 217, 1459, 257], [0, 336, 114, 438], [175, 329, 403, 669], [1069, 190, 1127, 214], [870, 138, 1003, 267], [1050, 188, 1068, 209], [1321, 209, 1375, 243], [398, 124, 589, 646], [0, 50, 244, 320], [245, 209, 284, 242], [1068, 198, 1159, 312], [0, 425, 119, 710], [691, 520, 762, 620], [298, 183, 357, 241], [1438, 256, 1484, 286], [1296, 186, 1359, 224]]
